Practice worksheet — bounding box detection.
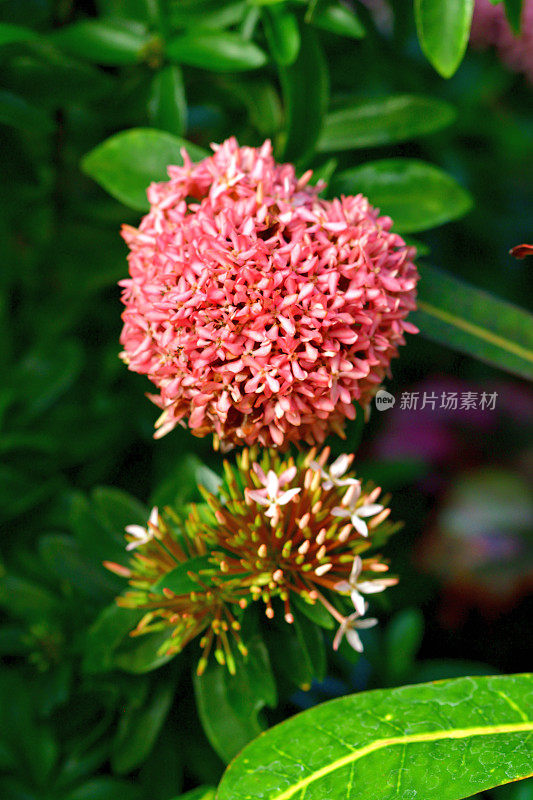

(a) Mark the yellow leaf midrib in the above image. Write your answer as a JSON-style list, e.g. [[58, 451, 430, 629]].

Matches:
[[272, 720, 533, 800], [417, 300, 533, 365]]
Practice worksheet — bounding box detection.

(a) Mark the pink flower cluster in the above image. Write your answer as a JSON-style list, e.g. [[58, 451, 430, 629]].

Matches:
[[119, 138, 418, 450], [471, 0, 533, 83]]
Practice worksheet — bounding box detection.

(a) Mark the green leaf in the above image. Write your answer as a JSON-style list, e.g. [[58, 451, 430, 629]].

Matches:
[[291, 594, 335, 630], [166, 32, 267, 71], [278, 24, 329, 165], [384, 608, 424, 685], [504, 0, 524, 33], [81, 128, 208, 211], [148, 65, 187, 136], [113, 628, 177, 674], [64, 778, 142, 800], [194, 636, 276, 763], [0, 90, 54, 133], [415, 0, 474, 78], [153, 555, 214, 595], [310, 3, 366, 39], [330, 159, 472, 233], [413, 263, 533, 381], [51, 20, 151, 66], [39, 534, 120, 601], [263, 6, 300, 65], [218, 674, 533, 800], [83, 604, 142, 674], [92, 487, 148, 539], [172, 789, 216, 800], [318, 95, 456, 151], [111, 677, 175, 773], [0, 23, 37, 47]]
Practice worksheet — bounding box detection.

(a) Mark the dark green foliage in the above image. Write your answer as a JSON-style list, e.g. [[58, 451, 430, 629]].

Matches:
[[1, 0, 532, 797]]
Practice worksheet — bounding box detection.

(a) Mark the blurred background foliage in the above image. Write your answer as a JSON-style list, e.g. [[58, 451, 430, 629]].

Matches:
[[0, 0, 532, 798]]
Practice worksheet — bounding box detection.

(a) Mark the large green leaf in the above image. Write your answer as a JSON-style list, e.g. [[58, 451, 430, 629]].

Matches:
[[111, 677, 175, 774], [262, 6, 300, 65], [0, 23, 37, 47], [414, 0, 474, 78], [0, 90, 54, 133], [51, 20, 151, 66], [81, 128, 208, 211], [148, 65, 187, 136], [330, 159, 472, 233], [414, 264, 533, 380], [309, 3, 365, 39], [278, 25, 329, 165], [166, 32, 267, 71], [318, 95, 456, 151], [194, 635, 276, 763], [172, 789, 216, 800], [217, 674, 533, 800]]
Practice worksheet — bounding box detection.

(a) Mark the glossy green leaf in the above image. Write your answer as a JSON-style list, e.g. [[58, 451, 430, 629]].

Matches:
[[330, 159, 472, 233], [154, 555, 214, 595], [172, 789, 216, 800], [38, 535, 120, 601], [504, 0, 524, 33], [170, 0, 247, 29], [111, 677, 175, 773], [0, 90, 53, 133], [415, 0, 474, 78], [166, 32, 267, 71], [263, 6, 300, 65], [278, 25, 329, 165], [83, 604, 142, 674], [310, 3, 366, 39], [413, 263, 533, 380], [113, 628, 176, 674], [218, 674, 533, 800], [81, 128, 208, 211], [0, 23, 37, 47], [194, 636, 276, 763], [318, 95, 456, 151], [148, 65, 187, 136], [51, 20, 151, 66], [64, 778, 142, 800]]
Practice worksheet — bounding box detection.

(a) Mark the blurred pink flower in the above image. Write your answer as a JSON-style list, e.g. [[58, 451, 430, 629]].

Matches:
[[471, 0, 533, 83], [120, 138, 418, 450]]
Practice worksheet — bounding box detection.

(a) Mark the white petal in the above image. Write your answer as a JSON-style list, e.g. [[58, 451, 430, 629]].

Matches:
[[350, 589, 367, 616], [355, 617, 378, 630], [148, 506, 159, 526], [331, 506, 350, 518], [351, 515, 369, 537], [125, 525, 147, 538], [349, 555, 363, 583], [357, 580, 388, 595], [266, 470, 279, 499], [333, 622, 347, 651], [277, 487, 301, 505], [345, 628, 364, 652], [333, 580, 352, 594], [330, 454, 351, 478], [356, 503, 384, 518], [247, 489, 270, 506], [252, 463, 267, 484]]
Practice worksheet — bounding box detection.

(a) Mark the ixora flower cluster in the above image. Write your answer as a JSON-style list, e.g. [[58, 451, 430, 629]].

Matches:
[[119, 137, 418, 451], [112, 139, 418, 676], [106, 448, 399, 674]]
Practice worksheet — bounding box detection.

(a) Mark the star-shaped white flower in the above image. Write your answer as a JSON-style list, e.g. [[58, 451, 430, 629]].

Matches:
[[333, 609, 378, 652], [309, 453, 361, 491], [247, 465, 300, 525], [334, 555, 396, 616], [331, 495, 384, 537], [125, 506, 159, 551]]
